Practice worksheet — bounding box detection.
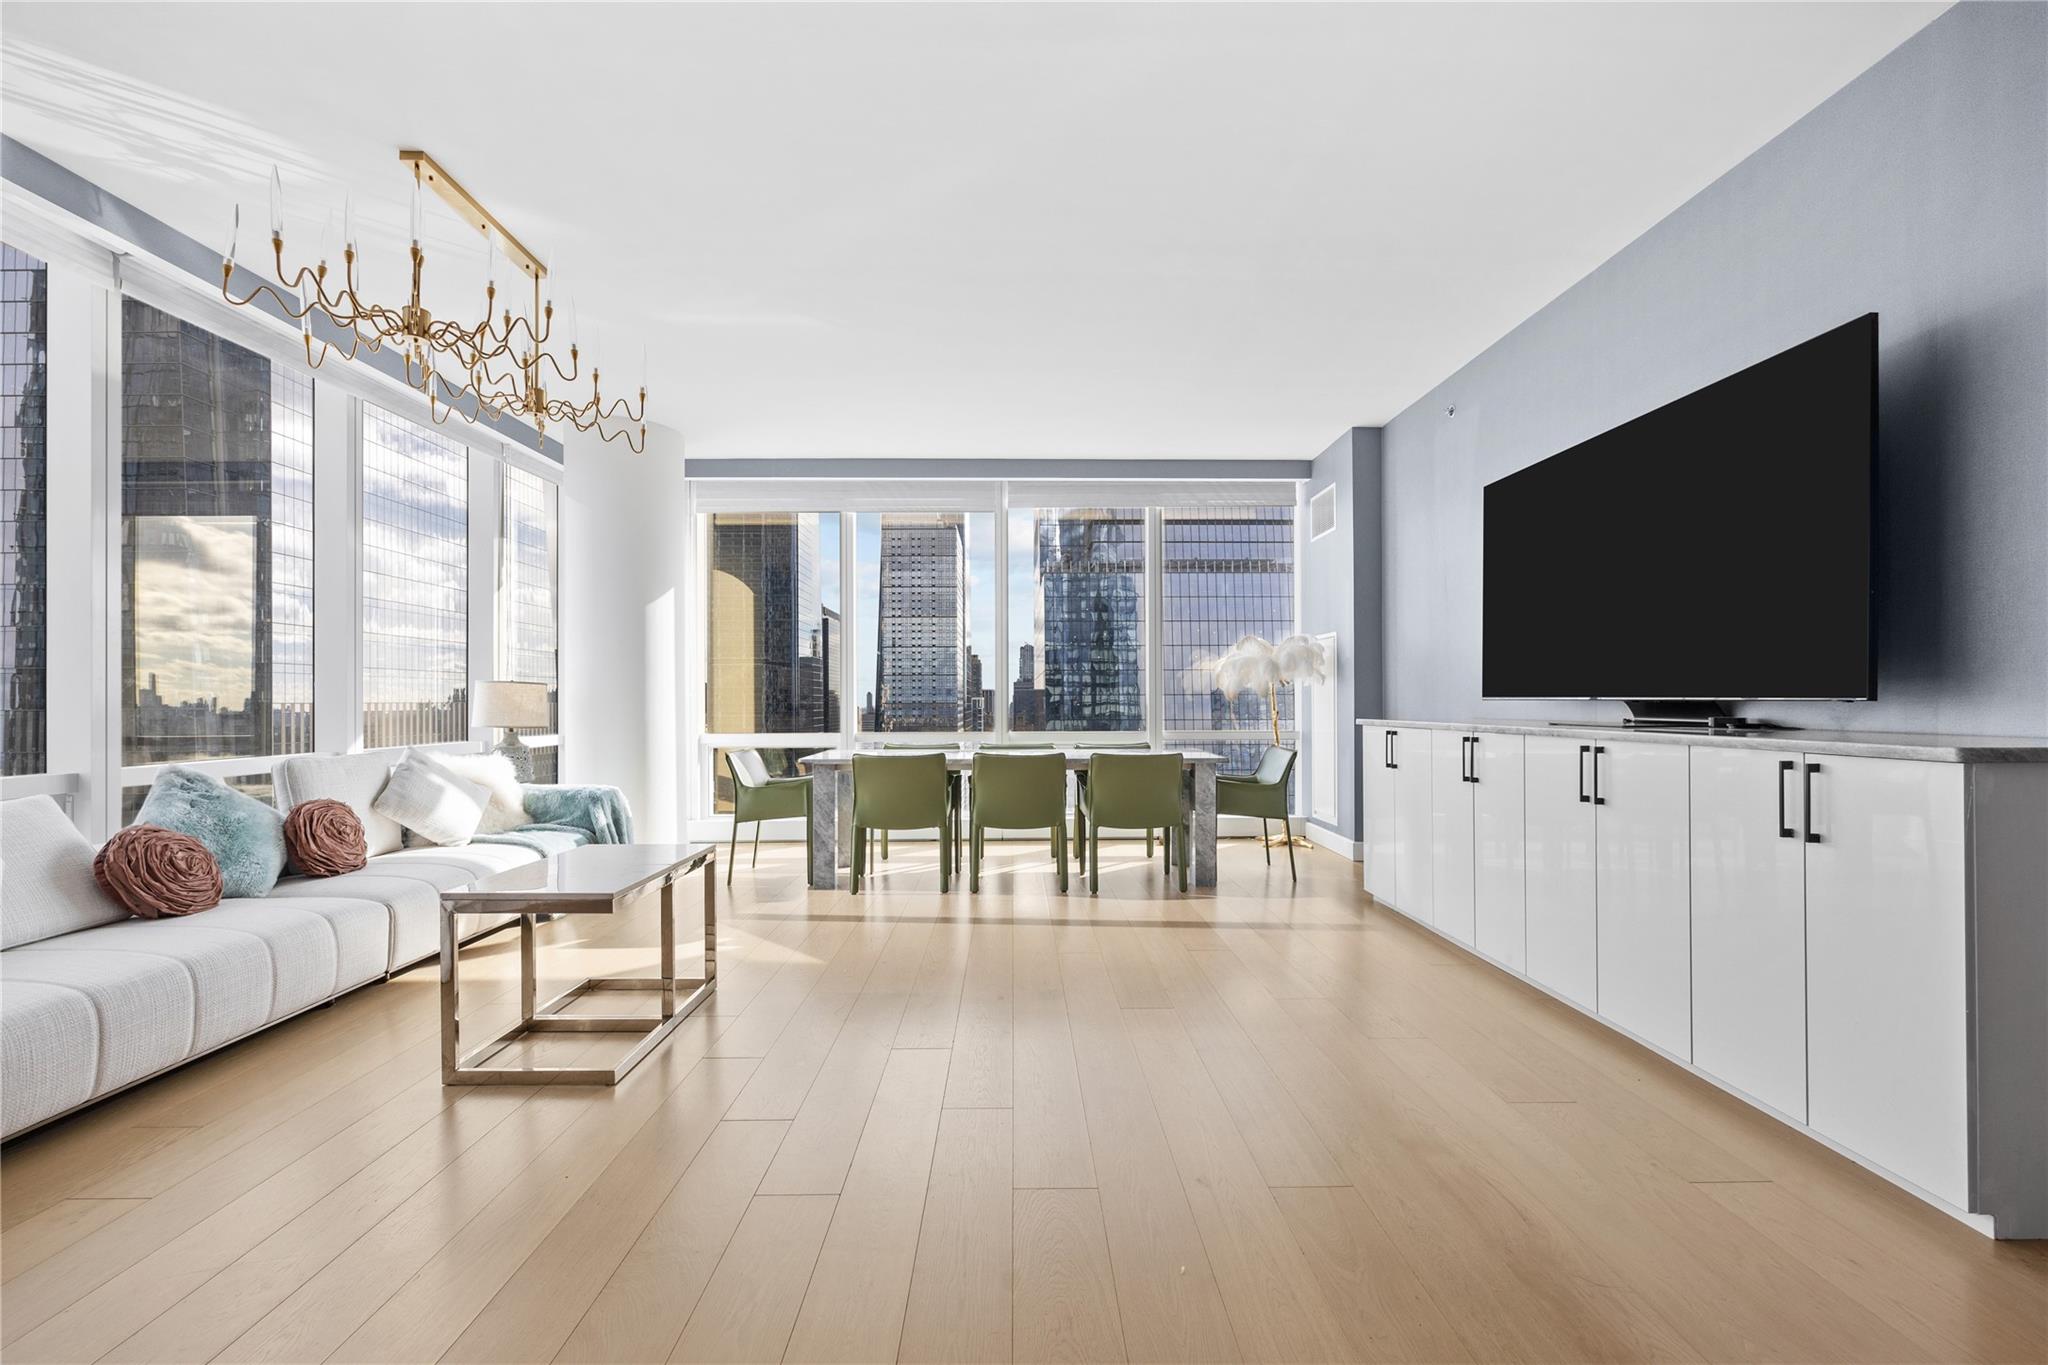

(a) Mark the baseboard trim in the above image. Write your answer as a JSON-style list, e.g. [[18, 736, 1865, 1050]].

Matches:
[[1305, 821, 1359, 860]]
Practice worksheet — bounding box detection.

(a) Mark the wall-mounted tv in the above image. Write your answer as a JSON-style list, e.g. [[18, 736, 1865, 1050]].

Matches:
[[1482, 313, 1877, 705]]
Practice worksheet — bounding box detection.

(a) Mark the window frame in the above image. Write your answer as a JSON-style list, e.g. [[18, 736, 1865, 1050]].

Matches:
[[0, 194, 564, 839], [684, 477, 1301, 837]]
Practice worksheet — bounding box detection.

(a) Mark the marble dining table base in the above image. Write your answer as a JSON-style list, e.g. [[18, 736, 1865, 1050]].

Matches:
[[807, 764, 1218, 890]]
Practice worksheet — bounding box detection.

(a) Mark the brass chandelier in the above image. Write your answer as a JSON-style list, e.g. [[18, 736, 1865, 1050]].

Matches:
[[223, 150, 647, 451]]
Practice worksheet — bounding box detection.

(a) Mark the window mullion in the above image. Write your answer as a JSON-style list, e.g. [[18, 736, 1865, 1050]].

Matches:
[[1145, 507, 1164, 747]]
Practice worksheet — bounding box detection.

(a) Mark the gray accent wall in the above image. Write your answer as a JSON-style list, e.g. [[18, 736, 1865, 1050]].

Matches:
[[1304, 427, 1382, 839], [1380, 1, 2048, 737]]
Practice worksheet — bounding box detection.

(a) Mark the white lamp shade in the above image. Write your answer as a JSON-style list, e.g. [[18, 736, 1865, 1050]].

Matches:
[[472, 680, 550, 729]]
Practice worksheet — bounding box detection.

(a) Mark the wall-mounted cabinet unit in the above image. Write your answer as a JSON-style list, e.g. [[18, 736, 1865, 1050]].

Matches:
[[1358, 718, 2048, 1240]]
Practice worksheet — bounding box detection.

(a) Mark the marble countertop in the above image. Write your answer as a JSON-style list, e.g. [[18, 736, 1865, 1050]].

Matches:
[[1354, 718, 2048, 763]]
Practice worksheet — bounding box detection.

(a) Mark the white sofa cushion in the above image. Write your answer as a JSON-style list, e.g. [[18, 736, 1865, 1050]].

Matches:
[[1, 981, 99, 1136], [434, 753, 528, 835], [1, 795, 128, 949], [0, 948, 197, 1098], [374, 751, 489, 848], [273, 751, 405, 856], [268, 873, 439, 975], [10, 919, 275, 1052]]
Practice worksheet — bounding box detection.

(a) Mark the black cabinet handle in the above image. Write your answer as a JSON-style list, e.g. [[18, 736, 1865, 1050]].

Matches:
[[1804, 762, 1821, 843], [1387, 730, 1398, 770], [1466, 736, 1479, 784], [1578, 745, 1590, 803], [1592, 746, 1606, 805], [1777, 760, 1795, 839]]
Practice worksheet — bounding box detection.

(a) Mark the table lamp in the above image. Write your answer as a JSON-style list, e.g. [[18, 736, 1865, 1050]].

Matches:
[[472, 680, 551, 780]]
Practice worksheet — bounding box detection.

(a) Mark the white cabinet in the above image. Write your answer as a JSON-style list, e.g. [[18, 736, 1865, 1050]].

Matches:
[[1593, 741, 1692, 1060], [1431, 732, 1477, 945], [1806, 756, 1969, 1208], [1690, 749, 1807, 1119], [1524, 736, 1598, 1009], [1472, 733, 1526, 972], [1390, 728, 1434, 923], [1361, 725, 1396, 902]]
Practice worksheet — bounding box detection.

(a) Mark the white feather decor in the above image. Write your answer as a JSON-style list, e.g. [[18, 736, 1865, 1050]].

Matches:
[[1212, 633, 1324, 743], [1272, 634, 1331, 685]]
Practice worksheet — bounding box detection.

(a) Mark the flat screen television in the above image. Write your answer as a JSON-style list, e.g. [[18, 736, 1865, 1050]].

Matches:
[[1482, 313, 1876, 706]]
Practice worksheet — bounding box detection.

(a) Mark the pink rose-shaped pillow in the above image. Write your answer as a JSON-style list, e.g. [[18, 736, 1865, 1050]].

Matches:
[[93, 825, 223, 918], [284, 799, 369, 878]]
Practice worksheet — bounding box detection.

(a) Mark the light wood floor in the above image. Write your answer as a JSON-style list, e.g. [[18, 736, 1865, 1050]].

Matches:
[[4, 839, 2043, 1364]]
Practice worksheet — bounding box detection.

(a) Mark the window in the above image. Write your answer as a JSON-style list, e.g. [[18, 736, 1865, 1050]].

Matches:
[[856, 511, 995, 733], [704, 511, 841, 733], [362, 403, 468, 746], [120, 299, 314, 767], [1007, 505, 1146, 732], [1162, 504, 1297, 734], [499, 464, 560, 781], [1, 245, 48, 776]]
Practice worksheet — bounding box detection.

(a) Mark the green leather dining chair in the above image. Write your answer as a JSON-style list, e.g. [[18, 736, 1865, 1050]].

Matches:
[[1216, 745, 1298, 881], [1080, 751, 1189, 894], [878, 742, 962, 861], [967, 750, 1069, 893], [723, 749, 812, 887], [1072, 741, 1153, 866], [851, 752, 954, 893]]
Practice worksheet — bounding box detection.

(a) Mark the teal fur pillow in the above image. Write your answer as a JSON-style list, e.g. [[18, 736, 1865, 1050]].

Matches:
[[134, 766, 287, 899]]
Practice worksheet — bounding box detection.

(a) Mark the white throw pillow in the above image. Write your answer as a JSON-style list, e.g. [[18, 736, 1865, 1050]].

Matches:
[[434, 753, 528, 835], [372, 751, 491, 847], [1, 796, 129, 948]]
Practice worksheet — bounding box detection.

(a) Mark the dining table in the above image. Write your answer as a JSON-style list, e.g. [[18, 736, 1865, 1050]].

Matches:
[[795, 746, 1228, 889]]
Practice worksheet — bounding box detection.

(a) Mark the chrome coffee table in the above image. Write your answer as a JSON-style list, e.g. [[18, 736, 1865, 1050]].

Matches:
[[439, 843, 716, 1085]]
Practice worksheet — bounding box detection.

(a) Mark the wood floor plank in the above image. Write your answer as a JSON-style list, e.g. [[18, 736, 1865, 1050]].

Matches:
[[555, 1119, 790, 1364], [1013, 1187, 1126, 1365], [95, 1083, 539, 1364], [783, 1047, 951, 1363], [757, 988, 913, 1194], [944, 924, 1013, 1109], [1121, 1005, 1356, 1362], [440, 1056, 764, 1364], [706, 921, 855, 1057], [898, 1107, 1013, 1364], [1011, 928, 1095, 1189], [1272, 1185, 1471, 1364], [1058, 952, 1240, 1363], [667, 1194, 837, 1364], [725, 988, 861, 1121], [1141, 934, 1345, 1188], [0, 1197, 145, 1281], [1192, 945, 1679, 1363], [896, 921, 972, 1048], [322, 1021, 730, 1363]]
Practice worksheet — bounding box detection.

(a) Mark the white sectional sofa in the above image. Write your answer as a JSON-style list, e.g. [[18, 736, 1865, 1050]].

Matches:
[[0, 750, 569, 1140]]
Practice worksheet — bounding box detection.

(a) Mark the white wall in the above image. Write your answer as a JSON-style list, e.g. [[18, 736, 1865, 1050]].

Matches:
[[559, 422, 688, 840]]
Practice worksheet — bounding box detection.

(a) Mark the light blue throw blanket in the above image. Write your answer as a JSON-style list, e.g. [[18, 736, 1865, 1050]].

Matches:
[[517, 784, 635, 845], [469, 824, 590, 857]]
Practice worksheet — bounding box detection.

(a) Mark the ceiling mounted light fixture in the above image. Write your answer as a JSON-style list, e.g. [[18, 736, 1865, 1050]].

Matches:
[[222, 150, 647, 451]]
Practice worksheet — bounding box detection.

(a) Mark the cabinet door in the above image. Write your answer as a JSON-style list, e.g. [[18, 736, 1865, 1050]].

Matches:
[[1473, 734, 1526, 972], [1524, 736, 1598, 1009], [1361, 726, 1397, 901], [1594, 741, 1692, 1059], [1806, 755, 1969, 1208], [1690, 748, 1806, 1119], [1431, 733, 1476, 944], [1391, 729, 1435, 924]]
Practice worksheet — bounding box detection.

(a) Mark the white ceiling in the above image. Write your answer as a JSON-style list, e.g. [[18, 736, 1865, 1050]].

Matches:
[[2, 2, 1945, 459]]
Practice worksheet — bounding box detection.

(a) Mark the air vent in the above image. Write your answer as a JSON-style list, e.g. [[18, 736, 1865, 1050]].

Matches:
[[1309, 484, 1336, 540]]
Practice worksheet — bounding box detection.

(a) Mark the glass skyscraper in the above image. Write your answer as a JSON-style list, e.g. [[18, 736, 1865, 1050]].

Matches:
[[1, 245, 48, 776], [1014, 508, 1146, 731], [871, 514, 972, 731], [706, 511, 839, 733]]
